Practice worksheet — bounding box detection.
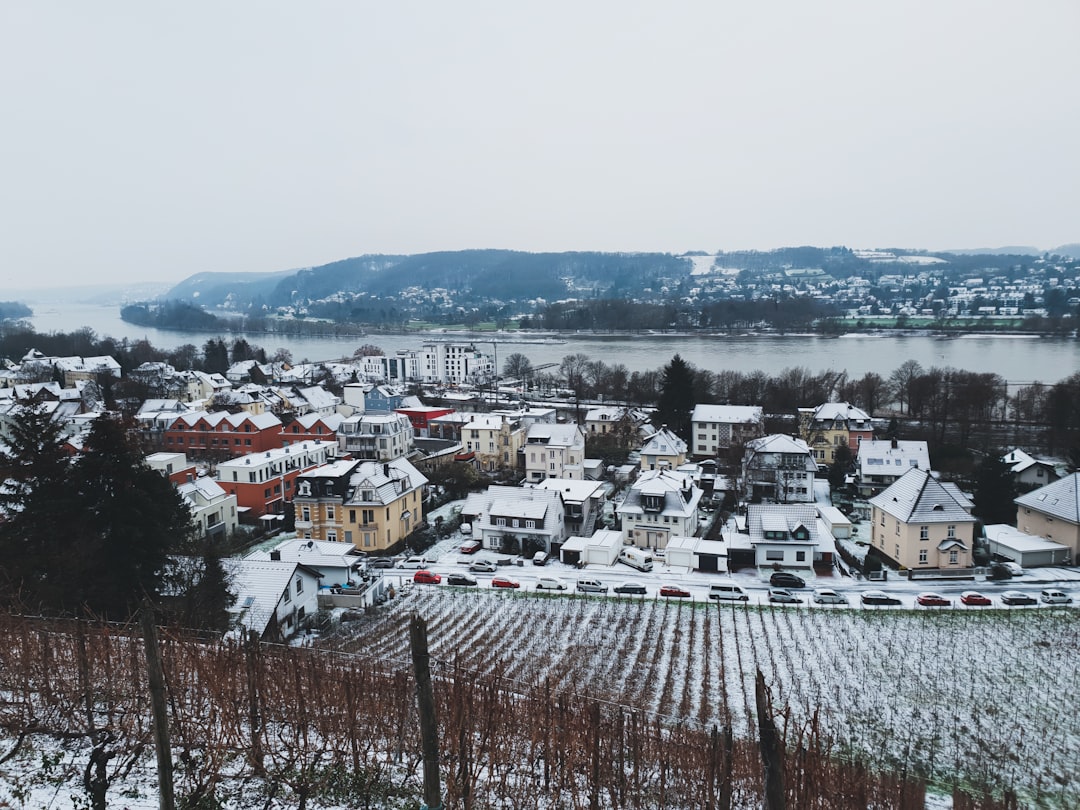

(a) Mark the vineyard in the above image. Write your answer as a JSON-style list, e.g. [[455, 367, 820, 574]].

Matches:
[[330, 588, 1080, 807], [0, 592, 1075, 808]]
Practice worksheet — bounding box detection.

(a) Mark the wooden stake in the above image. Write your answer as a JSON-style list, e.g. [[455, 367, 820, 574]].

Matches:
[[140, 601, 175, 810], [410, 614, 442, 810]]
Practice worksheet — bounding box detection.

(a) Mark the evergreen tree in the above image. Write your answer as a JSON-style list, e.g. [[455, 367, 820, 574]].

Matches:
[[202, 338, 230, 375], [828, 444, 853, 492], [0, 406, 81, 610], [73, 414, 195, 618], [654, 354, 696, 440], [972, 451, 1018, 527]]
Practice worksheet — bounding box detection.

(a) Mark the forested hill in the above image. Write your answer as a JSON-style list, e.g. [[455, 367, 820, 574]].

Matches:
[[165, 250, 695, 309]]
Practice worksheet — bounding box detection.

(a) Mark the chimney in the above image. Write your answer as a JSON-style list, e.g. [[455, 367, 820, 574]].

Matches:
[[384, 463, 390, 477], [270, 550, 281, 561], [891, 437, 898, 449]]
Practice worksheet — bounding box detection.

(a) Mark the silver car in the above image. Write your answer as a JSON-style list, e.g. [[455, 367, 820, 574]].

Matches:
[[812, 588, 848, 605]]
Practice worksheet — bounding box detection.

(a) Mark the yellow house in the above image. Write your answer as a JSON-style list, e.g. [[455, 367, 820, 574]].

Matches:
[[461, 414, 525, 472], [292, 457, 428, 553], [1014, 473, 1080, 564], [638, 427, 687, 472], [868, 467, 975, 570], [798, 402, 874, 467]]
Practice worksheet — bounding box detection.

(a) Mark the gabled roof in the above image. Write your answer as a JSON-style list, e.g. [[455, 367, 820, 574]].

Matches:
[[1014, 473, 1080, 523], [746, 434, 812, 455], [526, 423, 584, 447], [640, 427, 687, 457], [226, 559, 321, 638], [868, 467, 974, 524], [747, 504, 820, 546], [806, 401, 872, 428]]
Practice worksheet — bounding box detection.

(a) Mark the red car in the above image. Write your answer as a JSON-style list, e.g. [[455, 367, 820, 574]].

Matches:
[[960, 591, 992, 606], [460, 539, 481, 554], [659, 584, 691, 598], [916, 592, 950, 607], [491, 576, 520, 589], [413, 570, 442, 585]]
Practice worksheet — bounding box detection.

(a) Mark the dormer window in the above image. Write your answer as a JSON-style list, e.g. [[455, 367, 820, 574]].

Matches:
[[643, 495, 664, 512]]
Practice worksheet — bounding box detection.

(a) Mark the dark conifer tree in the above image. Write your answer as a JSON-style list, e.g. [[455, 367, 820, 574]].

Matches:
[[73, 413, 195, 618], [972, 451, 1019, 527], [654, 354, 696, 441]]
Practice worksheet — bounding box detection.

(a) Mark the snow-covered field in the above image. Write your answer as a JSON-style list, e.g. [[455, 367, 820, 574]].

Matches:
[[334, 588, 1080, 807]]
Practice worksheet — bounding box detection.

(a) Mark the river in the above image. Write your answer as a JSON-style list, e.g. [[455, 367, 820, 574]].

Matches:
[[24, 303, 1080, 385]]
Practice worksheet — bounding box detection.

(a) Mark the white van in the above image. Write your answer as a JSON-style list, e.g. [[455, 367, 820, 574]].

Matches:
[[708, 581, 749, 602], [576, 578, 608, 594], [618, 547, 654, 572]]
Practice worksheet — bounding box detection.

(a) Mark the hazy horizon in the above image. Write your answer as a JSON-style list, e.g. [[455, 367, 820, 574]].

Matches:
[[2, 2, 1078, 292]]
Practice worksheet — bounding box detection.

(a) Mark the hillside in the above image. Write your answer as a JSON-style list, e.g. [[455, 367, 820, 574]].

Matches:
[[0, 595, 1072, 808]]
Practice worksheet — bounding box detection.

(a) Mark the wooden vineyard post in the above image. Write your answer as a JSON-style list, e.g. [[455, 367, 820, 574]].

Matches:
[[755, 669, 786, 810], [410, 614, 443, 810], [140, 601, 175, 810]]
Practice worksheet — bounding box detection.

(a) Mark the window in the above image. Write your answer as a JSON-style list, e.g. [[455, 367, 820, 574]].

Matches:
[[327, 505, 335, 521], [949, 550, 959, 565], [496, 517, 506, 527], [947, 525, 956, 538], [920, 526, 928, 540], [525, 520, 535, 529], [349, 509, 356, 523], [512, 519, 519, 528], [765, 550, 784, 561], [295, 577, 303, 594], [796, 551, 806, 562], [327, 530, 337, 542], [362, 509, 374, 525], [301, 507, 311, 522], [880, 512, 885, 526], [919, 549, 928, 563], [895, 544, 900, 558], [283, 588, 291, 604]]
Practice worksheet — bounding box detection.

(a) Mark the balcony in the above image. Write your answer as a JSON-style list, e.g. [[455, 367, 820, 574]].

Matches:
[[294, 519, 313, 530]]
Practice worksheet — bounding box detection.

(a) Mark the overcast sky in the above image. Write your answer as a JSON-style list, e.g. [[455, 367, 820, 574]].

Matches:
[[2, 1, 1078, 292]]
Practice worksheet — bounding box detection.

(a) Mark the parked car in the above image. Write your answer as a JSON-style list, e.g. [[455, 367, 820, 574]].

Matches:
[[769, 588, 802, 604], [659, 584, 691, 598], [469, 559, 498, 573], [446, 573, 477, 587], [861, 590, 902, 606], [367, 556, 397, 569], [614, 582, 647, 595], [413, 570, 441, 585], [916, 592, 950, 607], [812, 589, 848, 605], [770, 572, 806, 589], [1001, 590, 1037, 606], [708, 582, 750, 601], [460, 540, 481, 554], [491, 576, 520, 589], [398, 556, 431, 570], [576, 578, 608, 594], [532, 551, 550, 566], [960, 591, 992, 606], [1002, 561, 1025, 577], [1040, 589, 1072, 605], [535, 576, 567, 591]]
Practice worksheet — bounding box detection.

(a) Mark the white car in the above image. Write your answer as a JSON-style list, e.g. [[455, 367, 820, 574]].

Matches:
[[1040, 589, 1072, 605], [536, 576, 567, 591], [397, 556, 431, 570], [812, 588, 848, 605], [1002, 561, 1025, 577]]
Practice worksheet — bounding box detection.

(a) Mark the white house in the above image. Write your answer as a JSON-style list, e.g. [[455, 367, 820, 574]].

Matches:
[[638, 427, 687, 472], [1002, 448, 1061, 489], [461, 485, 567, 555], [746, 503, 821, 573], [742, 434, 817, 503], [523, 423, 585, 481], [857, 438, 931, 497], [536, 477, 607, 538], [690, 404, 765, 458], [227, 559, 322, 642], [177, 476, 239, 540], [617, 469, 702, 550]]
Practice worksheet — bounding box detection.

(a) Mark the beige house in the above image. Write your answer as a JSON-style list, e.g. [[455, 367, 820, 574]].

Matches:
[[1014, 473, 1080, 564], [868, 467, 975, 570], [292, 457, 427, 553], [638, 427, 687, 472], [524, 423, 585, 481], [461, 414, 525, 473]]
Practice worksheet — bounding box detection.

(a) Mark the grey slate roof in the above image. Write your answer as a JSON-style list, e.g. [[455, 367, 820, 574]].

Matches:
[[1014, 473, 1080, 523], [868, 467, 974, 524]]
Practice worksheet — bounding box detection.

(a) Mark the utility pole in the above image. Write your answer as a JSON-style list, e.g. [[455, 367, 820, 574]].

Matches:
[[409, 614, 442, 810]]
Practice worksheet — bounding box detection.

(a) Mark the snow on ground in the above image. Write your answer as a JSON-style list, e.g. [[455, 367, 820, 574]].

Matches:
[[333, 588, 1080, 808]]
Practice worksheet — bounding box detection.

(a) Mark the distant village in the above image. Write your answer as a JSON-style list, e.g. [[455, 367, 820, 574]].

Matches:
[[0, 338, 1074, 642]]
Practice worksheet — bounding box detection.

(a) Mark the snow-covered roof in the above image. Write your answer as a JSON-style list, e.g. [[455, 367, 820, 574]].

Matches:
[[226, 559, 321, 638], [525, 423, 583, 447], [1014, 473, 1080, 523], [858, 439, 930, 476], [984, 524, 1072, 553], [640, 427, 686, 457], [690, 404, 763, 424], [535, 478, 604, 503], [746, 434, 813, 455], [869, 468, 975, 524], [747, 504, 820, 546], [807, 401, 872, 425]]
